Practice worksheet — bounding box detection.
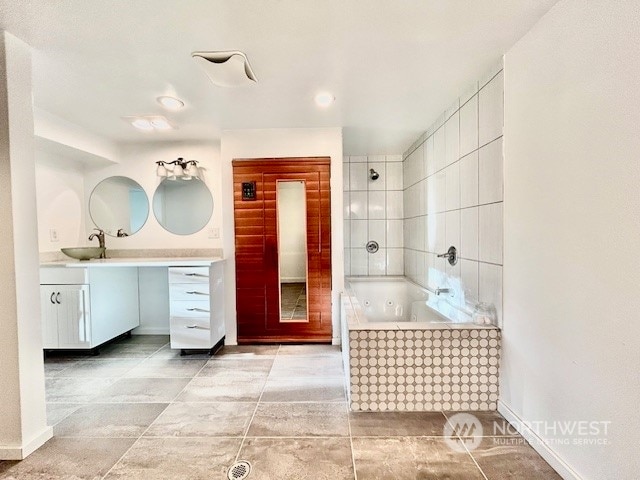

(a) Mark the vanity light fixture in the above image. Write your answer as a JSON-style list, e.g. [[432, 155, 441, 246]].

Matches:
[[156, 96, 185, 111], [156, 157, 201, 180]]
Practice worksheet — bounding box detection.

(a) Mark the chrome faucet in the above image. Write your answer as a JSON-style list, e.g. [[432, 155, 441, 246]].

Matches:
[[435, 287, 451, 296], [88, 228, 107, 258]]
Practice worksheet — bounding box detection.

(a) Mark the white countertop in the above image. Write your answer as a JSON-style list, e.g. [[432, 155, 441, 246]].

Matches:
[[41, 257, 224, 268]]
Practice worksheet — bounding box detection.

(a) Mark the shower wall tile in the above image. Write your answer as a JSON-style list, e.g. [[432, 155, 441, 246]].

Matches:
[[479, 137, 503, 205], [460, 151, 479, 209], [343, 162, 350, 190], [479, 70, 504, 146], [350, 162, 368, 191], [402, 63, 503, 324], [344, 154, 404, 276], [445, 111, 460, 168], [460, 94, 479, 157], [386, 162, 403, 190], [368, 191, 386, 219], [479, 203, 503, 265]]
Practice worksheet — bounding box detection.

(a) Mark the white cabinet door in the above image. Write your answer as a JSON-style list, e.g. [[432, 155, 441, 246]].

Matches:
[[56, 285, 91, 349], [40, 287, 59, 349]]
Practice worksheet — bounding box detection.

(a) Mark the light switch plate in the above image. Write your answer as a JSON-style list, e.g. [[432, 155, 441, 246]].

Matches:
[[49, 228, 59, 242]]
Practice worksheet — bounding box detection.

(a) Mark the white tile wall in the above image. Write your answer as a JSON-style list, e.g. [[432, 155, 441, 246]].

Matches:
[[402, 63, 504, 325], [344, 155, 404, 276]]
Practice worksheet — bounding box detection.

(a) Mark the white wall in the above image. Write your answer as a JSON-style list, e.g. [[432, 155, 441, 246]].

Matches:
[[343, 154, 404, 276], [502, 1, 640, 478], [0, 31, 51, 459], [221, 128, 344, 345], [35, 149, 88, 251]]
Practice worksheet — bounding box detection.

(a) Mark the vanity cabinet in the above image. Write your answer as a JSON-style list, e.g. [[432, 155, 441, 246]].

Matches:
[[169, 262, 225, 352], [40, 267, 140, 350], [40, 285, 91, 349]]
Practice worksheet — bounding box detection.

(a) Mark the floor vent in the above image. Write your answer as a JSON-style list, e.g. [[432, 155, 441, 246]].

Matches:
[[227, 460, 251, 480]]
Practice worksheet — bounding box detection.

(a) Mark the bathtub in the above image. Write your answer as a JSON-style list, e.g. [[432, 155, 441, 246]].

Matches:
[[341, 276, 501, 412]]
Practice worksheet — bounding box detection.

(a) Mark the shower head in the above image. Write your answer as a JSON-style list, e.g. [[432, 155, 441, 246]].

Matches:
[[369, 168, 380, 181]]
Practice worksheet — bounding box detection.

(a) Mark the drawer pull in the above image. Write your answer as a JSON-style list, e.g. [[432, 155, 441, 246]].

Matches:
[[187, 307, 210, 313], [185, 324, 198, 329], [186, 291, 209, 296], [184, 273, 209, 278]]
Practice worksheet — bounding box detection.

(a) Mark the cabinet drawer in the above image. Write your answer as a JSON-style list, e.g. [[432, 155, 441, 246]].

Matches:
[[170, 316, 211, 349], [40, 267, 88, 285], [170, 300, 211, 318], [168, 267, 210, 284], [170, 283, 210, 301]]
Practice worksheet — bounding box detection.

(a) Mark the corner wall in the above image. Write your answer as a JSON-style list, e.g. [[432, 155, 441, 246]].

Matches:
[[502, 1, 640, 478]]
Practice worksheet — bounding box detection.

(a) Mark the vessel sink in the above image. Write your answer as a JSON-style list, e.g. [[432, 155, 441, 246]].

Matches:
[[61, 247, 105, 261]]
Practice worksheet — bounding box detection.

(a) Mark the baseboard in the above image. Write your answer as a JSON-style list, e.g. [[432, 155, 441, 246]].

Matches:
[[497, 401, 582, 480], [0, 426, 53, 460], [131, 327, 169, 335]]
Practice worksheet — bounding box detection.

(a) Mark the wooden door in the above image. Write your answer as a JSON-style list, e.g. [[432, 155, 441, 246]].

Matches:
[[233, 158, 331, 343]]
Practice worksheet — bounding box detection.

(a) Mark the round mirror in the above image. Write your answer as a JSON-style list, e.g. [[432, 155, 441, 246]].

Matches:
[[153, 178, 213, 235], [89, 176, 149, 237]]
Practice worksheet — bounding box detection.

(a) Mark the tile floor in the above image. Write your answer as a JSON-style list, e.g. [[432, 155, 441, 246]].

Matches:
[[0, 336, 561, 479]]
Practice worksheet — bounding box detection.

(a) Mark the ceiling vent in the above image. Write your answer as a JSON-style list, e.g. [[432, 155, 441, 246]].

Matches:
[[192, 51, 257, 87]]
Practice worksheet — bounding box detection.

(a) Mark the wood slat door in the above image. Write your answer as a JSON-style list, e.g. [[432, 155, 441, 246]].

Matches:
[[233, 158, 332, 343]]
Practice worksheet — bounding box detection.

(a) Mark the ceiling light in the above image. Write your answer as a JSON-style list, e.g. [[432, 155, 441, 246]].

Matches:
[[157, 96, 184, 111], [192, 50, 257, 87], [131, 118, 153, 131], [315, 92, 335, 108], [124, 115, 175, 132]]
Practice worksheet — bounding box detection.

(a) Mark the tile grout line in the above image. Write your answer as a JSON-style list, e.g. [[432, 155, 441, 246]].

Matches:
[[233, 344, 281, 463], [346, 399, 358, 480], [98, 341, 210, 480], [442, 411, 489, 480]]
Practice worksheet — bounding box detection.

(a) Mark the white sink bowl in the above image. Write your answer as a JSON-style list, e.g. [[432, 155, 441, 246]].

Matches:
[[61, 247, 105, 261]]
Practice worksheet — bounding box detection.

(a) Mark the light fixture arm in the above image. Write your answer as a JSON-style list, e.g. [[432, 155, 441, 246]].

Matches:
[[156, 157, 198, 170], [155, 157, 201, 180]]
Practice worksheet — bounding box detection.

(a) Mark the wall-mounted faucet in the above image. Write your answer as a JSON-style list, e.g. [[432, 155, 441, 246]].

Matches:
[[88, 228, 107, 258], [434, 287, 451, 296]]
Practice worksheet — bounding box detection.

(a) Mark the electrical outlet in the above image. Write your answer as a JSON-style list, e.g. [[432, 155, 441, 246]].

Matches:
[[49, 229, 59, 242], [208, 227, 220, 239]]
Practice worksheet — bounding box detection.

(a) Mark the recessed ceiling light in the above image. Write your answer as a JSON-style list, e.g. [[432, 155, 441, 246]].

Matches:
[[124, 115, 175, 132], [157, 96, 184, 111], [315, 92, 335, 108], [131, 118, 154, 131]]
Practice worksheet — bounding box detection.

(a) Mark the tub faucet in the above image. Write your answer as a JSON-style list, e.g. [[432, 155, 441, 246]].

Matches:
[[435, 287, 450, 296], [88, 228, 107, 258]]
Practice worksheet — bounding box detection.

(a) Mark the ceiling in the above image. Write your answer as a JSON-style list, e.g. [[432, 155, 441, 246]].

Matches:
[[0, 0, 558, 155]]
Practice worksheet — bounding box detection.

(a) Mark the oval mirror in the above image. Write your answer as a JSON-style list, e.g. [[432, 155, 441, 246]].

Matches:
[[89, 176, 149, 237], [153, 178, 213, 235]]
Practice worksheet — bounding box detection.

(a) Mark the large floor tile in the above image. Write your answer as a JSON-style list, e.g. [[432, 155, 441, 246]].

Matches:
[[103, 437, 241, 480], [45, 377, 117, 403], [176, 376, 266, 402], [46, 403, 83, 426], [125, 358, 207, 378], [92, 343, 164, 359], [149, 344, 213, 360], [248, 402, 349, 437], [214, 345, 280, 358], [145, 402, 255, 437], [239, 437, 354, 480], [277, 344, 341, 356], [93, 377, 190, 403], [471, 440, 563, 479], [350, 412, 448, 437], [261, 375, 346, 402], [352, 437, 485, 480], [43, 358, 80, 377], [269, 355, 344, 377], [0, 437, 135, 480], [54, 403, 168, 437], [126, 335, 170, 345], [54, 358, 143, 378], [197, 357, 274, 377]]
